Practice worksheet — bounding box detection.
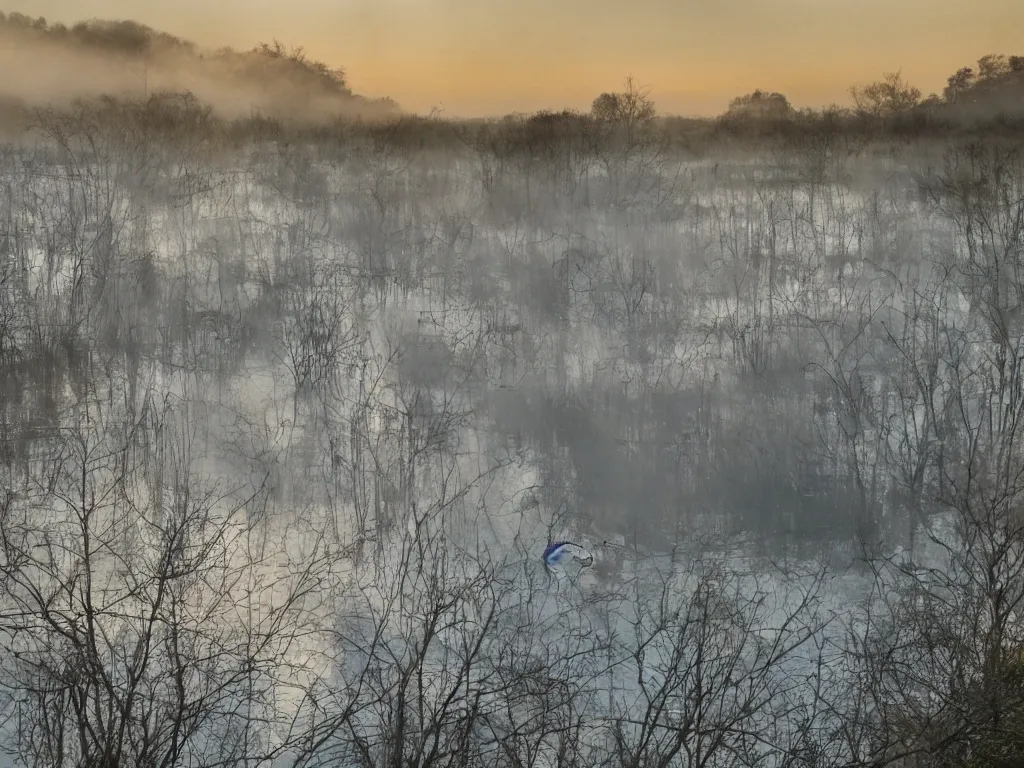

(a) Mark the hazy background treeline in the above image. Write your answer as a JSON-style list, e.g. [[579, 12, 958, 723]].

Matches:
[[1, 10, 1024, 768], [1, 10, 1024, 132], [0, 11, 401, 125]]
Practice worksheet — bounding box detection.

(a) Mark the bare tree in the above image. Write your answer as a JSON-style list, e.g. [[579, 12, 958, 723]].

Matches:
[[603, 552, 829, 768], [0, 391, 337, 767], [849, 71, 922, 118], [823, 139, 1024, 767], [587, 77, 671, 211]]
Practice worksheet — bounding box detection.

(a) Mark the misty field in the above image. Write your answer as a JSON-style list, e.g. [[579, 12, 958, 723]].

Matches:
[[0, 95, 1022, 767]]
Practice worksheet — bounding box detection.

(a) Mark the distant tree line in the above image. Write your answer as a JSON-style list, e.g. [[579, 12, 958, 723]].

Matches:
[[1, 9, 1023, 144], [721, 54, 1024, 136]]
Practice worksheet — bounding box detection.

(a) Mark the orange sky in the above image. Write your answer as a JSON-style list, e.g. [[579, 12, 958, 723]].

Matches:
[[6, 0, 1017, 117]]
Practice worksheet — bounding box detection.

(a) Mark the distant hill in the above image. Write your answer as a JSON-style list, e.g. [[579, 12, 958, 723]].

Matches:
[[0, 12, 400, 122]]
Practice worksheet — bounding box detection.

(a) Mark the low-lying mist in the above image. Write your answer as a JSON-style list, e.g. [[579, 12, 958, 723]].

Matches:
[[3, 15, 1024, 767]]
